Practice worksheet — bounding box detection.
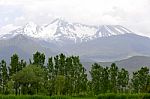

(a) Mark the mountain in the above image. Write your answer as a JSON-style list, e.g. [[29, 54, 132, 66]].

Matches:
[[0, 18, 132, 43], [82, 56, 150, 76], [61, 33, 150, 62], [0, 34, 56, 61], [99, 56, 150, 72], [0, 19, 150, 62]]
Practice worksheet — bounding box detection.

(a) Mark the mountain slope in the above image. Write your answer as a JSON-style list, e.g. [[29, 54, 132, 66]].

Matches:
[[62, 33, 150, 61], [99, 56, 150, 72], [82, 56, 150, 75], [0, 34, 56, 61]]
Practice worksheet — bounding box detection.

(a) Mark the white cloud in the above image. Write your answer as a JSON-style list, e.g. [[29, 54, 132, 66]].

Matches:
[[4, 17, 9, 22], [0, 0, 150, 36], [15, 16, 25, 21]]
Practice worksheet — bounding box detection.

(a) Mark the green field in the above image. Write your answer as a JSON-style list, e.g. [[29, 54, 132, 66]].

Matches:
[[0, 94, 150, 99]]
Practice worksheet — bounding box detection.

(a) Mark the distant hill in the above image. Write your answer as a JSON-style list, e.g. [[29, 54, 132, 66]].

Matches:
[[99, 56, 150, 72], [82, 56, 150, 74]]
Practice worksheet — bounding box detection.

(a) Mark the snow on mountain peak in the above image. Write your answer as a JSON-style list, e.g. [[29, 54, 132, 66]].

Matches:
[[24, 22, 37, 30], [0, 19, 133, 42], [7, 22, 42, 38], [96, 25, 132, 37], [23, 22, 39, 34]]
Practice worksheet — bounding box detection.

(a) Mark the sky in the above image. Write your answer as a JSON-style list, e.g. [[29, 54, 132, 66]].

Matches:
[[0, 0, 150, 37]]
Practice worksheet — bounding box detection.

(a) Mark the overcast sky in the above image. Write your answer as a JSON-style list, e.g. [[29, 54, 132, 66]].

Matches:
[[0, 0, 150, 36]]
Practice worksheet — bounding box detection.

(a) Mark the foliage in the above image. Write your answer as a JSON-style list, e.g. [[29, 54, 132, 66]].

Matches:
[[0, 51, 149, 96], [131, 67, 150, 93], [12, 65, 46, 95], [90, 63, 130, 94]]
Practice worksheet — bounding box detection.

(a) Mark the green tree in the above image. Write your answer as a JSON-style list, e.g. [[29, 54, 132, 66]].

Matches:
[[55, 75, 65, 95], [117, 68, 129, 93], [101, 67, 109, 93], [9, 54, 26, 95], [90, 63, 104, 95], [131, 72, 140, 93], [18, 59, 26, 71], [9, 54, 19, 95], [109, 63, 118, 93], [33, 51, 45, 67], [50, 54, 88, 95], [47, 57, 54, 79], [63, 57, 73, 95], [12, 65, 46, 95], [0, 60, 9, 94], [71, 56, 87, 94], [131, 67, 150, 93], [9, 54, 19, 76], [46, 57, 55, 95], [54, 55, 59, 75], [58, 53, 66, 75]]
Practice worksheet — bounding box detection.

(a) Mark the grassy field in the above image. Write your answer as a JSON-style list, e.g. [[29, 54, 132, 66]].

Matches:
[[0, 94, 150, 99]]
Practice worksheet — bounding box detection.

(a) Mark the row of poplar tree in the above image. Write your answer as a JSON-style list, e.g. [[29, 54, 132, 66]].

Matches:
[[0, 51, 149, 95]]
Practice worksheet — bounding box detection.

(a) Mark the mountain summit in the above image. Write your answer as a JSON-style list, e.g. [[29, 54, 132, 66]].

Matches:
[[0, 18, 133, 43]]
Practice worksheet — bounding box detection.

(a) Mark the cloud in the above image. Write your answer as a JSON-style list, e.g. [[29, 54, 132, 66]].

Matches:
[[0, 0, 150, 36], [4, 17, 9, 22]]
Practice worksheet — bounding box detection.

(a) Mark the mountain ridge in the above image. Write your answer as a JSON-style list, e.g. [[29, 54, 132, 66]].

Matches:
[[82, 56, 150, 74], [0, 18, 133, 43]]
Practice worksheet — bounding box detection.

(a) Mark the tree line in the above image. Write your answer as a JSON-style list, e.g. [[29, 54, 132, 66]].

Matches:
[[0, 51, 149, 95]]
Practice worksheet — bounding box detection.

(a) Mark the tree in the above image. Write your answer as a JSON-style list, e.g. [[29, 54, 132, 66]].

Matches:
[[18, 59, 26, 71], [58, 53, 66, 75], [101, 67, 109, 93], [131, 71, 140, 93], [63, 57, 73, 95], [109, 63, 118, 93], [117, 68, 129, 93], [12, 65, 46, 95], [90, 63, 104, 95], [33, 51, 45, 67], [55, 75, 65, 95], [131, 67, 150, 93], [9, 54, 27, 95], [2, 51, 150, 95], [71, 56, 87, 94], [47, 54, 88, 95], [0, 60, 9, 94], [9, 54, 19, 76], [54, 55, 59, 76], [46, 57, 55, 95]]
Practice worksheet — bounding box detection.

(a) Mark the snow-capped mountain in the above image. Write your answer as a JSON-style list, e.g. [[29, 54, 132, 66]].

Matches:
[[1, 18, 150, 62], [0, 18, 133, 43]]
